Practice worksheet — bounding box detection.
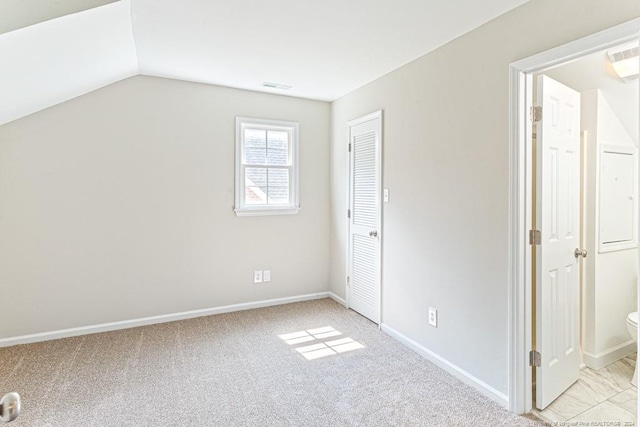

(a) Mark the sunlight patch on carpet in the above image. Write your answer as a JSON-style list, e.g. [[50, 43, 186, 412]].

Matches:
[[278, 326, 342, 345], [279, 327, 365, 360]]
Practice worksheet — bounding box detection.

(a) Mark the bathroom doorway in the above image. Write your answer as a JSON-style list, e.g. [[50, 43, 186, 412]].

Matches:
[[506, 17, 640, 420], [530, 44, 639, 422]]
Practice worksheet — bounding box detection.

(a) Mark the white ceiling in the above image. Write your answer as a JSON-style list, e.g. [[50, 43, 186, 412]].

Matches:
[[545, 49, 639, 144], [0, 0, 138, 126], [0, 0, 118, 34], [0, 0, 530, 125], [131, 0, 529, 101]]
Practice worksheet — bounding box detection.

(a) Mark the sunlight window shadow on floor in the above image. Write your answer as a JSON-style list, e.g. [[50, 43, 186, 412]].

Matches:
[[278, 327, 365, 360]]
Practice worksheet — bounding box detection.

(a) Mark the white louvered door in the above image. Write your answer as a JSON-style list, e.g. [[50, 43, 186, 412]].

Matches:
[[348, 111, 382, 324]]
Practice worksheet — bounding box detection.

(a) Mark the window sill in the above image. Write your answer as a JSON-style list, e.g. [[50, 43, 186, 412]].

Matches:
[[234, 206, 301, 217]]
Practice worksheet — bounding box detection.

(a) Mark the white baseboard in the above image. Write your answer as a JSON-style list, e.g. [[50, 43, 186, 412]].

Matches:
[[381, 323, 509, 409], [0, 292, 331, 348], [328, 292, 347, 307], [583, 340, 636, 370]]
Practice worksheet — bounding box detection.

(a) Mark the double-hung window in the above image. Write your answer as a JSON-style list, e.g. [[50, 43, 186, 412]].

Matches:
[[234, 117, 300, 216]]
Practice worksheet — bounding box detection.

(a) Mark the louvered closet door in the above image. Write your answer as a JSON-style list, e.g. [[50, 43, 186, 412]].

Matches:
[[348, 112, 382, 324]]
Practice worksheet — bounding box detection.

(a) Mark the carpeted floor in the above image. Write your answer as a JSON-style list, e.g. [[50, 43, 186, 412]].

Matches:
[[0, 299, 546, 426]]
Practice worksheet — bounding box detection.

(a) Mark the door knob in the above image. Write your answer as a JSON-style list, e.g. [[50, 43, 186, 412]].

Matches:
[[0, 392, 20, 423], [369, 230, 378, 237], [574, 248, 588, 259]]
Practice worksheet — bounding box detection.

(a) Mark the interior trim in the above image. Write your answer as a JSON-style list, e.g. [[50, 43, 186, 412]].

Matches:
[[583, 340, 636, 370], [508, 17, 640, 414], [0, 292, 331, 347], [381, 323, 509, 409], [328, 292, 347, 307]]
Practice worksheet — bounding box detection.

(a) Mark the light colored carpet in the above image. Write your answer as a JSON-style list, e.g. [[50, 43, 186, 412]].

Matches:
[[0, 299, 544, 426]]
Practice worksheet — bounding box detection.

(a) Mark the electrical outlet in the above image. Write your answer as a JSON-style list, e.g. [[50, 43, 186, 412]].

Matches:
[[263, 270, 271, 282], [384, 188, 390, 203], [428, 307, 438, 327], [253, 270, 263, 283]]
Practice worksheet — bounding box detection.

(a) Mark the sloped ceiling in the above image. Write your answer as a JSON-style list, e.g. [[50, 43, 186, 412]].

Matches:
[[545, 48, 639, 145], [0, 0, 530, 125], [0, 0, 119, 34], [0, 0, 138, 126]]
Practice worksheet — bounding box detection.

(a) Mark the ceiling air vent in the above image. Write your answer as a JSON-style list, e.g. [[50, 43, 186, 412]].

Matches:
[[262, 82, 292, 90], [608, 42, 639, 83]]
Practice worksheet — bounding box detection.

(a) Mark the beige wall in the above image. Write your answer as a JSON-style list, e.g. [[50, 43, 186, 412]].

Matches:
[[330, 0, 640, 396], [0, 75, 331, 339], [1, 0, 639, 403]]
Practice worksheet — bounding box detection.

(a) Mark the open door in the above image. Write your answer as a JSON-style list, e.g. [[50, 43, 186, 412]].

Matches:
[[535, 75, 582, 409], [347, 111, 382, 324]]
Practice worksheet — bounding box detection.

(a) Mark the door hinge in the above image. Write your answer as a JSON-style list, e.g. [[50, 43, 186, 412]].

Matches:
[[529, 229, 541, 245], [347, 276, 350, 285], [529, 350, 541, 367], [347, 209, 351, 219], [530, 106, 542, 123], [348, 143, 352, 153]]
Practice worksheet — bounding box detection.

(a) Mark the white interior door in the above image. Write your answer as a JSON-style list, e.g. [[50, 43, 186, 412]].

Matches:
[[535, 75, 582, 409], [348, 111, 382, 324]]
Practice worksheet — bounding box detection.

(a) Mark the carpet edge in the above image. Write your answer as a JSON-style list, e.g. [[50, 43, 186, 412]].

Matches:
[[0, 292, 331, 347], [380, 322, 510, 409]]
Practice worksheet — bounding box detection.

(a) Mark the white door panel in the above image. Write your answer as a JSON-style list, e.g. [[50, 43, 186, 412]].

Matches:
[[535, 75, 581, 409], [348, 112, 382, 324]]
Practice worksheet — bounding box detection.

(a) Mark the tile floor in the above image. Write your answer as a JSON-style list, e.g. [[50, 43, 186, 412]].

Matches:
[[534, 353, 637, 425]]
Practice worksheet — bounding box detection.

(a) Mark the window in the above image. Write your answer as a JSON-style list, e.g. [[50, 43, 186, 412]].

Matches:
[[235, 117, 300, 216]]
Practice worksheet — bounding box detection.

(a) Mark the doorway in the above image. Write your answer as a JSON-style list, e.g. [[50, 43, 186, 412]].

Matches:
[[347, 110, 383, 324], [532, 54, 639, 422], [508, 17, 640, 417]]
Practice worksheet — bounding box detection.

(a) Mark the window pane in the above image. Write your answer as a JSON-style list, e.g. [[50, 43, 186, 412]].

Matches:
[[245, 148, 266, 165], [245, 186, 267, 204], [236, 119, 298, 213], [246, 168, 267, 186], [268, 130, 288, 150], [268, 168, 289, 188], [268, 187, 289, 204], [266, 148, 288, 166], [245, 129, 266, 148]]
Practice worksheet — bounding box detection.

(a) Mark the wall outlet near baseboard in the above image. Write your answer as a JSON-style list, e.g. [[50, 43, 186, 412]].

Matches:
[[428, 307, 438, 327], [263, 270, 271, 282], [254, 270, 263, 283]]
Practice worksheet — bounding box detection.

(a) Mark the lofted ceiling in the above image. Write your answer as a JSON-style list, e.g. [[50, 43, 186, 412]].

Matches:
[[0, 0, 138, 126], [0, 0, 530, 125], [130, 0, 529, 101], [0, 0, 119, 34]]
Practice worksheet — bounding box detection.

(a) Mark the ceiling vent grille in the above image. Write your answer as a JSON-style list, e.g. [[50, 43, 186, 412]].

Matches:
[[608, 42, 639, 82], [262, 82, 292, 90], [608, 45, 639, 63]]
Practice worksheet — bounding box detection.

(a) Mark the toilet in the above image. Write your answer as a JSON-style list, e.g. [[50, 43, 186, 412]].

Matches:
[[627, 312, 638, 387]]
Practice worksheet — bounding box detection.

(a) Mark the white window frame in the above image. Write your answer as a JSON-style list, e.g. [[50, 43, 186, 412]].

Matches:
[[234, 117, 300, 217]]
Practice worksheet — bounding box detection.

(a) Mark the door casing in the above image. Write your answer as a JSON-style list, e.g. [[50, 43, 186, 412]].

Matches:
[[508, 18, 640, 415]]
